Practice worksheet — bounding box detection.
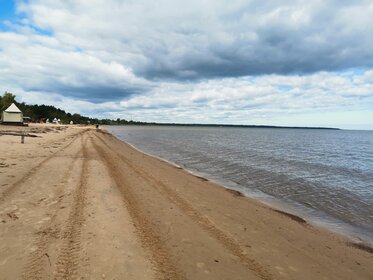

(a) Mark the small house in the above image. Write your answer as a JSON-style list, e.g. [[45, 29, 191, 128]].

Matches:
[[1, 103, 23, 125], [23, 116, 31, 124]]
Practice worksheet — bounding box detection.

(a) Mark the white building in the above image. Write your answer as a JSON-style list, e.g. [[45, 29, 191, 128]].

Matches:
[[1, 103, 23, 124]]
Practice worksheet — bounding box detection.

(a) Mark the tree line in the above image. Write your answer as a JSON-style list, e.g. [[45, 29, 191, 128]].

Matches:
[[0, 92, 135, 125]]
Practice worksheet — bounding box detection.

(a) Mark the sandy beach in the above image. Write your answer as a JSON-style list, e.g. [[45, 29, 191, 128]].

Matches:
[[0, 124, 372, 280]]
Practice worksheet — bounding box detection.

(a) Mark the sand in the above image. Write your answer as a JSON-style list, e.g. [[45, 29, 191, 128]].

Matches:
[[0, 124, 372, 280]]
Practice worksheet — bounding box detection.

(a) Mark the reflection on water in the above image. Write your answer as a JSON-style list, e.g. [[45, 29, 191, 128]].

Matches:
[[107, 126, 373, 242]]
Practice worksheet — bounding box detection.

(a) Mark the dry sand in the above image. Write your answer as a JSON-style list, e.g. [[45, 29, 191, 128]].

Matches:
[[0, 124, 372, 280]]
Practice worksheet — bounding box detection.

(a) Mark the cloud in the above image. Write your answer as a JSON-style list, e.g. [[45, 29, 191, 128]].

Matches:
[[0, 0, 372, 127], [0, 31, 150, 102], [111, 71, 373, 124], [15, 0, 373, 80]]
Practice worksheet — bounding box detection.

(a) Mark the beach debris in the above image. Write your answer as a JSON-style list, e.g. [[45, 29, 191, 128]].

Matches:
[[273, 209, 307, 224], [226, 189, 244, 197], [0, 132, 40, 138], [7, 211, 19, 220], [45, 253, 52, 266], [348, 242, 373, 254]]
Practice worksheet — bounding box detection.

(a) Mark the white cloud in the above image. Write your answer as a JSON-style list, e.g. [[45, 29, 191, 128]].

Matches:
[[110, 71, 373, 124], [12, 0, 373, 79], [0, 0, 372, 127]]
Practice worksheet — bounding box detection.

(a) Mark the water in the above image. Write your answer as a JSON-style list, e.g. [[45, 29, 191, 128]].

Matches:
[[106, 125, 373, 243]]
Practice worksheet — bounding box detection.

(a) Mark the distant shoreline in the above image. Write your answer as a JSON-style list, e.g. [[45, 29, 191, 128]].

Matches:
[[109, 122, 341, 130]]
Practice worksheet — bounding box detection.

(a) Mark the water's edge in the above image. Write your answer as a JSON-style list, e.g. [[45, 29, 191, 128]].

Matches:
[[105, 127, 372, 246]]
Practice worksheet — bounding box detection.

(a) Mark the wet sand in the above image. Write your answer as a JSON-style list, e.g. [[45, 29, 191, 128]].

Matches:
[[0, 124, 372, 279]]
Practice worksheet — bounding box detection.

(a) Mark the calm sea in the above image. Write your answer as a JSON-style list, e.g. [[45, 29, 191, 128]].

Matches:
[[106, 126, 373, 243]]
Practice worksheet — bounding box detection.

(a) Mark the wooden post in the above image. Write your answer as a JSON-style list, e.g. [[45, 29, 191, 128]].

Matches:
[[21, 135, 25, 144]]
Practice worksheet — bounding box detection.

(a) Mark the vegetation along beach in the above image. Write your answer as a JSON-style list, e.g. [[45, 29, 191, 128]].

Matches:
[[1, 0, 373, 279]]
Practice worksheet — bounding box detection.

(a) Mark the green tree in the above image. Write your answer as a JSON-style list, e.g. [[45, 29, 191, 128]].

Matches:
[[1, 92, 16, 110]]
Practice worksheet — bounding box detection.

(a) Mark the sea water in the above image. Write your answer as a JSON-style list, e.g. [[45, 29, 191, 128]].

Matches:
[[106, 126, 373, 243]]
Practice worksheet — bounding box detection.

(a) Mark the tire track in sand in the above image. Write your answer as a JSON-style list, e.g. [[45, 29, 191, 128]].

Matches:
[[95, 132, 272, 280], [0, 129, 87, 204], [21, 146, 84, 280], [53, 135, 89, 280], [92, 134, 186, 280]]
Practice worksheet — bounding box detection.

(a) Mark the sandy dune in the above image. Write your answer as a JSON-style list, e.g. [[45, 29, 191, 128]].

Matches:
[[0, 124, 372, 279]]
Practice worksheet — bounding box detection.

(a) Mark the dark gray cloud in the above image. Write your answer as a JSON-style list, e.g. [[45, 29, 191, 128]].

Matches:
[[26, 85, 144, 103], [14, 0, 373, 82], [141, 18, 373, 80]]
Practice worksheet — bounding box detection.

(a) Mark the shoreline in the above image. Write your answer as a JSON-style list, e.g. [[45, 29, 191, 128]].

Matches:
[[1, 124, 372, 279], [103, 128, 373, 252], [102, 128, 373, 259], [107, 127, 373, 247], [105, 123, 341, 130]]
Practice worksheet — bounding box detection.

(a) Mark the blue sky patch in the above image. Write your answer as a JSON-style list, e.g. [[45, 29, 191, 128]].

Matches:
[[0, 0, 15, 20]]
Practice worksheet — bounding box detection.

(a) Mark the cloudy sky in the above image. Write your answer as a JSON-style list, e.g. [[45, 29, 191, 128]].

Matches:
[[1, 0, 372, 129]]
